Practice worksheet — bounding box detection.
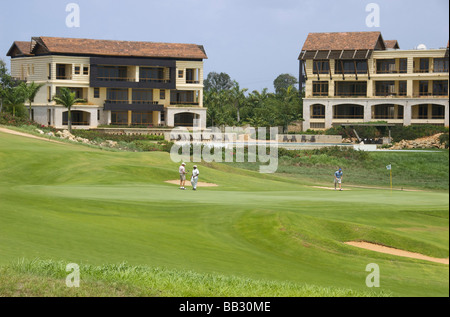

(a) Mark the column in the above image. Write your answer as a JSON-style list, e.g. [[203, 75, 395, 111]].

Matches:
[[152, 111, 160, 127], [127, 110, 132, 126], [302, 101, 311, 131], [325, 101, 333, 129], [364, 101, 372, 123], [404, 101, 411, 126], [444, 103, 449, 127]]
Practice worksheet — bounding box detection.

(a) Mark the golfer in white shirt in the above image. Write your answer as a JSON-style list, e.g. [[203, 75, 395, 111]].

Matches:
[[191, 165, 200, 191], [179, 163, 187, 190]]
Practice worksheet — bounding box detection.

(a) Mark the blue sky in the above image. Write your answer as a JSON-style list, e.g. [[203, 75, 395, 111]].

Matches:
[[1, 0, 448, 92]]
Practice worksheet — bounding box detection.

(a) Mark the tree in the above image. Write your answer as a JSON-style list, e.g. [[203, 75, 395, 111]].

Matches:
[[2, 82, 27, 117], [204, 72, 233, 93], [23, 82, 45, 119], [227, 81, 248, 123], [274, 85, 302, 133], [52, 87, 85, 132], [273, 74, 298, 95]]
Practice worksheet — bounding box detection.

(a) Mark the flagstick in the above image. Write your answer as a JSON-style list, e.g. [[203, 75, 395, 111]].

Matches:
[[390, 168, 392, 194]]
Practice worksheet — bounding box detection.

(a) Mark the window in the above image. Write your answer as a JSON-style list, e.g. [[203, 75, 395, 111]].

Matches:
[[132, 89, 154, 104], [178, 70, 184, 78], [335, 81, 367, 96], [186, 69, 198, 83], [398, 81, 407, 96], [107, 88, 128, 103], [433, 80, 448, 96], [335, 60, 367, 74], [83, 66, 89, 75], [311, 105, 325, 118], [94, 88, 100, 98], [419, 81, 429, 96], [160, 89, 166, 100], [313, 60, 330, 74], [98, 66, 128, 81], [434, 58, 449, 73], [376, 59, 396, 73], [418, 105, 428, 119], [74, 66, 81, 75], [111, 111, 128, 125], [418, 58, 429, 73], [312, 81, 329, 96], [375, 81, 396, 96], [399, 59, 407, 73], [140, 67, 165, 82], [48, 63, 52, 79]]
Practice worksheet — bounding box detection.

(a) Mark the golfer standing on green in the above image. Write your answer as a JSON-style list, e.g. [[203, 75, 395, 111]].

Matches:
[[179, 163, 187, 190], [191, 165, 200, 191], [334, 168, 343, 191]]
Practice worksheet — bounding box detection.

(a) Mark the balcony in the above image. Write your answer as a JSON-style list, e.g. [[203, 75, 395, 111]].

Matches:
[[104, 99, 164, 112], [89, 57, 176, 90]]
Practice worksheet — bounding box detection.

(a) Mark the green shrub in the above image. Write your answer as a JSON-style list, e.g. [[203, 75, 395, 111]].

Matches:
[[390, 125, 449, 142], [71, 130, 164, 143], [0, 112, 37, 127], [439, 133, 449, 149]]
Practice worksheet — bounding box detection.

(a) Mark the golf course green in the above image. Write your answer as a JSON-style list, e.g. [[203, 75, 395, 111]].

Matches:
[[0, 129, 448, 297]]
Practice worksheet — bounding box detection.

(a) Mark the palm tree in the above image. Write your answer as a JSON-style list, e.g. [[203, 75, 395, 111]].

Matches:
[[3, 83, 26, 117], [228, 81, 248, 124], [52, 87, 85, 133], [23, 82, 44, 120]]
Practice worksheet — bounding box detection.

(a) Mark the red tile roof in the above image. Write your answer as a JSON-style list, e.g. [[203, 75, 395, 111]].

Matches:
[[384, 40, 400, 49], [301, 32, 385, 51], [9, 37, 207, 59], [6, 41, 33, 57]]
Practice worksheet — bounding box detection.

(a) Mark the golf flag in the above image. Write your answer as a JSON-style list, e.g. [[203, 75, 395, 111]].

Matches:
[[386, 164, 393, 192]]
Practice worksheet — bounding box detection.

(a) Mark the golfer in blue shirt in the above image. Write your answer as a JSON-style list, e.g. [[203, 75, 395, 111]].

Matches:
[[334, 168, 343, 191]]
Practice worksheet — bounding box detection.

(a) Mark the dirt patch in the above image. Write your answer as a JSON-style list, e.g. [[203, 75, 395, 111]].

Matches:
[[0, 127, 64, 144], [345, 241, 449, 265], [312, 186, 350, 191], [164, 180, 219, 187]]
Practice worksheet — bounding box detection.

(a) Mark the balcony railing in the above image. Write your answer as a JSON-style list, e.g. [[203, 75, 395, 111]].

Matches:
[[186, 80, 200, 84], [56, 75, 73, 80], [333, 114, 364, 119], [139, 78, 171, 83], [413, 69, 430, 73], [170, 101, 200, 106], [413, 92, 449, 98], [97, 77, 135, 82], [105, 100, 159, 105]]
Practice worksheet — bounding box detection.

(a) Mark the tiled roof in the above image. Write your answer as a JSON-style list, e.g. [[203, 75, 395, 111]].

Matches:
[[6, 41, 33, 56], [384, 40, 400, 49], [10, 37, 207, 59], [301, 32, 384, 51]]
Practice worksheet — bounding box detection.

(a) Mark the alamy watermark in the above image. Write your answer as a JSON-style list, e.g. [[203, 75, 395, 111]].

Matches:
[[365, 263, 380, 288], [169, 126, 279, 174], [66, 3, 81, 28], [66, 263, 80, 288], [365, 3, 380, 28]]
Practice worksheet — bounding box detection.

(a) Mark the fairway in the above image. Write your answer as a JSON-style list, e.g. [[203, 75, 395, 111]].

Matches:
[[0, 130, 448, 297]]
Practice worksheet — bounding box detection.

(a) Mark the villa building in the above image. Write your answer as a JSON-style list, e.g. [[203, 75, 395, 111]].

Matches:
[[299, 32, 449, 130], [7, 37, 208, 129]]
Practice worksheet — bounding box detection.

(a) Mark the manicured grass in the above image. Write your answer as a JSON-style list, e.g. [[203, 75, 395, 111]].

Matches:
[[0, 130, 448, 297], [228, 149, 449, 190]]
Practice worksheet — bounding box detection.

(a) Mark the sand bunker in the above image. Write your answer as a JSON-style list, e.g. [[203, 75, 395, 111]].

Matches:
[[345, 241, 449, 265], [165, 180, 219, 187]]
